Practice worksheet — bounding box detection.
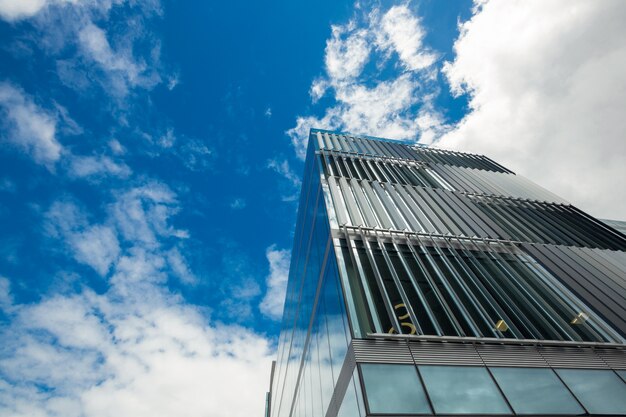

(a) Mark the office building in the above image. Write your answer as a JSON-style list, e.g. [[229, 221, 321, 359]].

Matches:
[[267, 129, 626, 416]]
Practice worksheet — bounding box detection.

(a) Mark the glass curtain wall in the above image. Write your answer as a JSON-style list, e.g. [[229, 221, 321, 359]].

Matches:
[[270, 143, 353, 417]]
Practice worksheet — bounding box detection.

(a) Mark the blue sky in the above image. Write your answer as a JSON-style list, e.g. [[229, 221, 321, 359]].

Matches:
[[0, 1, 625, 416]]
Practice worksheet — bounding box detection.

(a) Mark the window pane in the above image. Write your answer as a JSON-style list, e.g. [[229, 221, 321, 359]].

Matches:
[[360, 364, 431, 414], [617, 370, 626, 383], [556, 369, 626, 414], [490, 367, 584, 415], [419, 365, 511, 414]]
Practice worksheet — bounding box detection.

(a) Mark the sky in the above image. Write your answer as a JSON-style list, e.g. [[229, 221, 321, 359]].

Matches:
[[0, 0, 625, 416]]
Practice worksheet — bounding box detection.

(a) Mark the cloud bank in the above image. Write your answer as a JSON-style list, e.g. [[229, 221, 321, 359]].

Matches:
[[438, 0, 626, 219], [1, 182, 274, 417], [288, 4, 445, 159]]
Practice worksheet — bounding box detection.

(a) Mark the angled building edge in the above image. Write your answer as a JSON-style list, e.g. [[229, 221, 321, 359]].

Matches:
[[266, 130, 626, 417]]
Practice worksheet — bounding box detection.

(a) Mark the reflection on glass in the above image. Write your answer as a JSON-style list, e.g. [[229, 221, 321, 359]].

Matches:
[[361, 364, 431, 414], [490, 367, 583, 414], [337, 371, 364, 417], [419, 365, 511, 414], [617, 370, 626, 383], [556, 369, 626, 415]]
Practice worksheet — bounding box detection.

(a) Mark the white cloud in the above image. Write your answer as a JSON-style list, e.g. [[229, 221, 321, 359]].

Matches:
[[230, 198, 246, 210], [287, 4, 441, 159], [78, 22, 160, 97], [0, 276, 12, 311], [0, 288, 274, 417], [110, 183, 188, 247], [437, 0, 626, 219], [2, 182, 274, 416], [0, 0, 46, 21], [325, 24, 371, 81], [46, 201, 121, 276], [267, 159, 302, 201], [68, 155, 132, 179], [0, 82, 62, 166], [166, 248, 197, 285], [373, 5, 436, 71], [259, 245, 290, 320]]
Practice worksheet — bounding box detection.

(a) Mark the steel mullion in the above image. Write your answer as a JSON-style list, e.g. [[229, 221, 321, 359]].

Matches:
[[463, 238, 545, 339], [453, 238, 525, 339], [439, 239, 504, 337], [423, 234, 486, 337], [405, 235, 464, 335], [479, 239, 576, 340], [343, 228, 383, 333], [411, 234, 467, 336], [376, 235, 424, 335], [362, 236, 402, 334], [392, 235, 443, 336]]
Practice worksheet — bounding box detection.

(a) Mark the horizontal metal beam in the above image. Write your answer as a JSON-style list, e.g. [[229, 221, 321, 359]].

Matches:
[[366, 333, 626, 349]]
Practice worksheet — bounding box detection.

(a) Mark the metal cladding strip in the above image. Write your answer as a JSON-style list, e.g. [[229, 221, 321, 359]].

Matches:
[[356, 336, 626, 369], [377, 235, 423, 335], [323, 132, 334, 151], [452, 239, 525, 339], [536, 244, 626, 315], [351, 181, 378, 227], [421, 234, 486, 337], [399, 143, 421, 160], [413, 187, 464, 236], [323, 344, 356, 417], [336, 135, 350, 153], [330, 134, 342, 152], [555, 246, 626, 300], [370, 140, 390, 158], [582, 247, 626, 284], [327, 177, 348, 226], [595, 349, 626, 370], [409, 341, 484, 366], [537, 346, 609, 369], [566, 205, 626, 250], [361, 181, 394, 229], [362, 238, 402, 334], [453, 192, 513, 240], [476, 343, 549, 368], [461, 240, 545, 339], [429, 164, 472, 193], [521, 243, 626, 337], [385, 184, 422, 232], [435, 189, 492, 237], [371, 182, 407, 230], [352, 339, 413, 364], [338, 177, 363, 227], [343, 229, 384, 333], [390, 236, 443, 336], [316, 131, 325, 150], [384, 141, 405, 160], [359, 137, 378, 156], [394, 185, 434, 233]]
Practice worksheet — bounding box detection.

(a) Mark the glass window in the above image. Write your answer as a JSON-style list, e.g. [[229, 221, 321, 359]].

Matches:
[[556, 369, 626, 414], [361, 363, 431, 414], [490, 367, 584, 415], [419, 365, 511, 414], [617, 370, 626, 383]]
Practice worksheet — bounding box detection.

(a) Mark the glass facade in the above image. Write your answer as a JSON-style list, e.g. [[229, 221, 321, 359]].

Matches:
[[267, 130, 626, 417]]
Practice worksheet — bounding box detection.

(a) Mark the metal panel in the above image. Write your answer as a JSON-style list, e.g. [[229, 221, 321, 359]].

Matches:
[[596, 349, 626, 370], [327, 176, 348, 226], [324, 345, 356, 417], [409, 341, 483, 366], [538, 346, 609, 369], [352, 339, 413, 364], [476, 344, 548, 367], [338, 178, 363, 226]]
